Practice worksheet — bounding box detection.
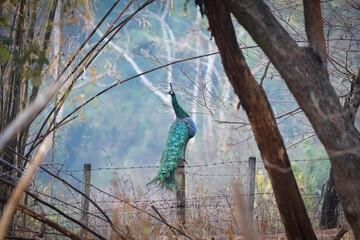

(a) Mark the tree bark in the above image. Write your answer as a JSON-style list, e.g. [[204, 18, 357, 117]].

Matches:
[[202, 1, 317, 239], [303, 0, 327, 65], [321, 68, 360, 228], [222, 0, 360, 238]]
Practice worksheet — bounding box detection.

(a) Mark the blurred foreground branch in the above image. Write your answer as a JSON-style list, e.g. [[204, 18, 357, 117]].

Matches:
[[0, 138, 51, 239]]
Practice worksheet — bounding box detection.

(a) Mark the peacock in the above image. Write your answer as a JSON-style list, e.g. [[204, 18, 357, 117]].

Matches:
[[148, 84, 196, 190]]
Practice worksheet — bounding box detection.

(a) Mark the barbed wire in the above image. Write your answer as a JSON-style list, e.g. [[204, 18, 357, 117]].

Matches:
[[2, 155, 330, 232], [43, 190, 324, 214], [43, 190, 323, 209], [47, 167, 326, 206], [53, 158, 330, 173], [185, 171, 248, 177]]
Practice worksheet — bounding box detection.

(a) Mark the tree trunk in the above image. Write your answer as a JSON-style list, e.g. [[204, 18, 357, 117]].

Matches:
[[321, 68, 360, 228], [29, 0, 59, 103], [221, 1, 360, 238], [0, 0, 26, 219], [202, 1, 317, 239]]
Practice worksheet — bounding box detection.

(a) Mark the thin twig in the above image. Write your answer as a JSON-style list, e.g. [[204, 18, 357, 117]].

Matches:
[[332, 226, 348, 240], [275, 107, 301, 119], [47, 0, 136, 127], [6, 147, 126, 237], [0, 178, 106, 240], [151, 205, 177, 235], [26, 0, 154, 159], [33, 52, 221, 151], [215, 120, 250, 125], [24, 0, 129, 158], [63, 171, 193, 239], [0, 197, 83, 240], [260, 61, 271, 87], [8, 147, 193, 239]]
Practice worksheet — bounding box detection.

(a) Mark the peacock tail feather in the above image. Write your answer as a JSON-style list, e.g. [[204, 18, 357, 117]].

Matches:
[[148, 120, 189, 190]]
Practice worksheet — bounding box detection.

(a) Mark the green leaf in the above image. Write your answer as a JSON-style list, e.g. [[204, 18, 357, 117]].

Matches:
[[38, 55, 49, 65], [63, 0, 71, 13], [15, 55, 26, 65], [31, 76, 42, 87], [0, 46, 10, 65], [24, 68, 33, 79], [33, 67, 42, 76], [29, 44, 40, 53], [0, 15, 9, 26]]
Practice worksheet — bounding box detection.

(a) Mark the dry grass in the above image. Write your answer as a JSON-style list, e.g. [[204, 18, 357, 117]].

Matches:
[[3, 172, 356, 239], [81, 175, 355, 240]]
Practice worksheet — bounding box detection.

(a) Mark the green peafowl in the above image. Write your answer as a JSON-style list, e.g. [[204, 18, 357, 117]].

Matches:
[[148, 84, 196, 190]]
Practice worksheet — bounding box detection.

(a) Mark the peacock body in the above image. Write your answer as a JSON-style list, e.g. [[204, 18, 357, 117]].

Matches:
[[148, 85, 196, 190]]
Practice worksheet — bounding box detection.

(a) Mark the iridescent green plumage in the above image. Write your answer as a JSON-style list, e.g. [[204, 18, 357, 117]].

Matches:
[[148, 84, 196, 190], [150, 120, 188, 189]]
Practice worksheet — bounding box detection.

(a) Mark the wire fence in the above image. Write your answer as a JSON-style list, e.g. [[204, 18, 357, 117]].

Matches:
[[2, 156, 342, 239], [49, 157, 330, 174]]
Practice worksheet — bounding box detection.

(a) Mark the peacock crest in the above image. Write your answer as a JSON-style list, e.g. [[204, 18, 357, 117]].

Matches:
[[148, 84, 196, 190]]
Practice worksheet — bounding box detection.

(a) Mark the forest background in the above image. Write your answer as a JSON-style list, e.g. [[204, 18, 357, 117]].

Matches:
[[0, 0, 359, 239]]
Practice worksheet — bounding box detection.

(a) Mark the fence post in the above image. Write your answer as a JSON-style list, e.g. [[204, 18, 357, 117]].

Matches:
[[247, 157, 256, 223], [81, 163, 91, 238], [176, 158, 186, 229]]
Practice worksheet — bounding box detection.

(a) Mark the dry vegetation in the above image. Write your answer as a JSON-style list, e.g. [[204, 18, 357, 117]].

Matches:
[[0, 0, 359, 239], [3, 168, 354, 239]]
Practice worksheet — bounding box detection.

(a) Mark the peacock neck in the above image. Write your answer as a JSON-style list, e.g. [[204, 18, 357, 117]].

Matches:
[[171, 94, 189, 119]]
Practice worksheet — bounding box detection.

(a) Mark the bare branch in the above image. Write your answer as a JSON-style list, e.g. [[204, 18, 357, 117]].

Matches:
[[25, 0, 155, 158], [344, 68, 360, 122], [31, 52, 220, 152], [303, 0, 327, 64], [0, 138, 51, 239], [215, 120, 250, 125], [0, 177, 107, 240], [259, 61, 271, 87], [0, 198, 83, 240], [64, 171, 193, 239], [151, 205, 177, 235]]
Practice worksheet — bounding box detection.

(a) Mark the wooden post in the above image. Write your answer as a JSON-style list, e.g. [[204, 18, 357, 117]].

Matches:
[[247, 157, 256, 223], [81, 163, 91, 238], [176, 159, 186, 229]]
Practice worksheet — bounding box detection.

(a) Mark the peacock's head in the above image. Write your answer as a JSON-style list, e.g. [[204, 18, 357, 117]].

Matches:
[[168, 83, 175, 95]]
